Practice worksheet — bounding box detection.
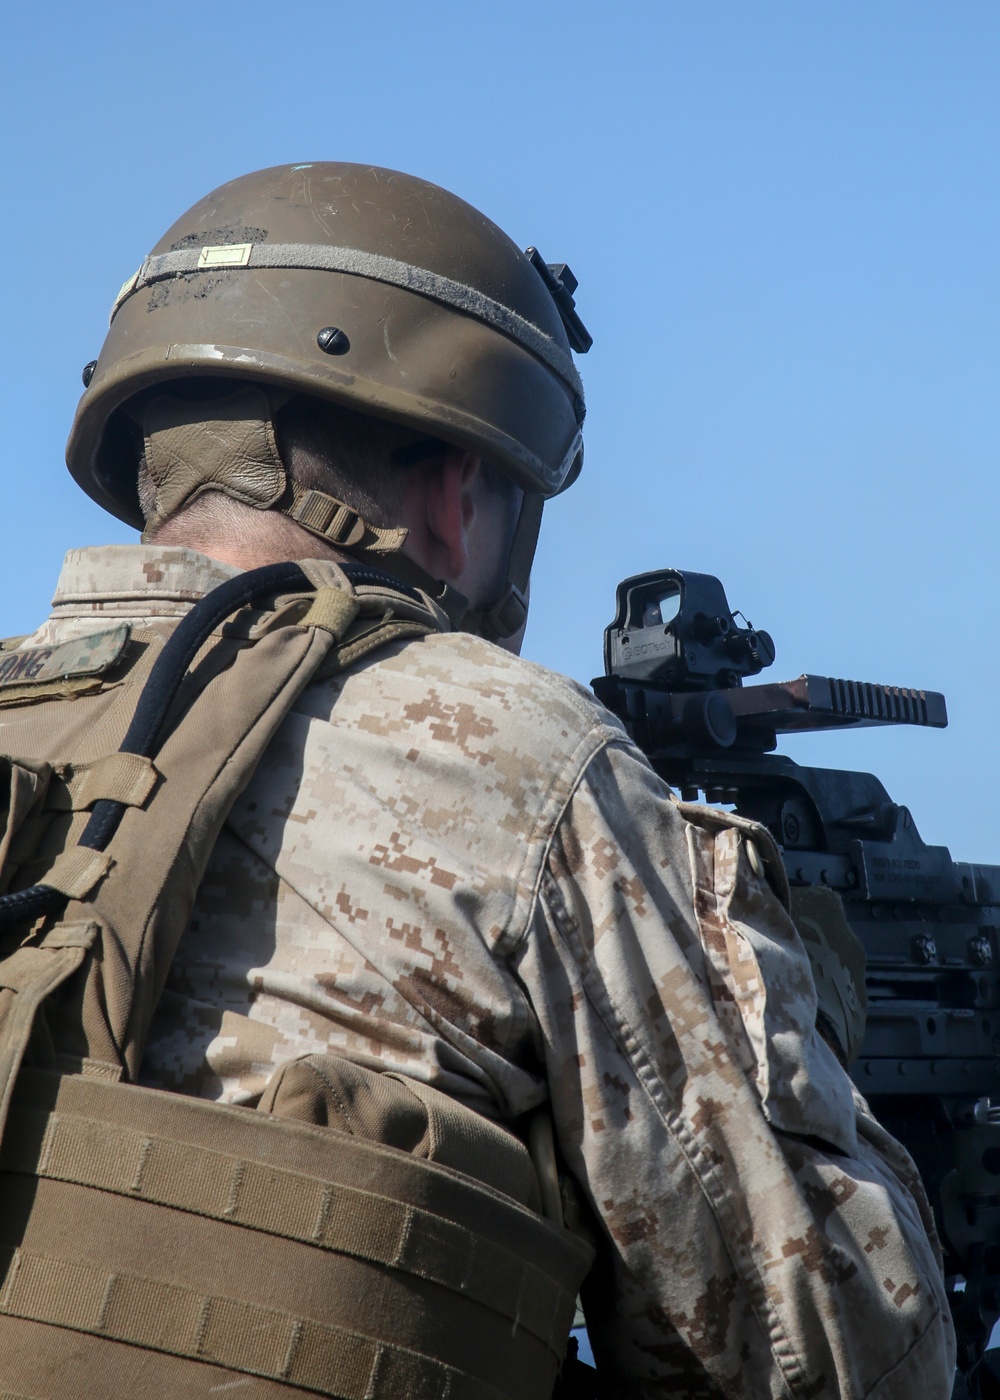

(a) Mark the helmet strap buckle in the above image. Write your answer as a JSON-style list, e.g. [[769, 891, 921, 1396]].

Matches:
[[480, 584, 528, 643], [283, 483, 408, 556], [286, 488, 366, 548]]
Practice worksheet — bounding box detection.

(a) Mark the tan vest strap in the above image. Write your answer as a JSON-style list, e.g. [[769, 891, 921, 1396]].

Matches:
[[53, 1054, 122, 1083], [297, 587, 361, 638], [69, 753, 158, 812], [4, 1105, 566, 1348], [318, 618, 437, 678], [0, 1247, 506, 1400], [0, 925, 99, 1141], [0, 567, 449, 1104], [38, 848, 112, 901]]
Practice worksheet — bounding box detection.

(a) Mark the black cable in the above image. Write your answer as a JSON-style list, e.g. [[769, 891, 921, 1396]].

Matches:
[[0, 559, 422, 933], [341, 563, 422, 600], [79, 561, 310, 851], [0, 885, 65, 928], [0, 562, 310, 930]]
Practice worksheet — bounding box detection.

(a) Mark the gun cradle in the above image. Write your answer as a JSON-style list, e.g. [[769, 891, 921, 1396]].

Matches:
[[595, 569, 1000, 1396]]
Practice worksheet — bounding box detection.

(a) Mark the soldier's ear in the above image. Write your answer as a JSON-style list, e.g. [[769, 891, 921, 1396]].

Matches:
[[413, 448, 481, 582]]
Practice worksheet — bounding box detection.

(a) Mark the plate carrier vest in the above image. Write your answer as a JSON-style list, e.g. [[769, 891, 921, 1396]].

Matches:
[[0, 560, 594, 1400]]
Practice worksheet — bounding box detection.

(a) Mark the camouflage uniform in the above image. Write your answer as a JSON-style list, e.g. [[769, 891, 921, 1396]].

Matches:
[[18, 543, 956, 1398]]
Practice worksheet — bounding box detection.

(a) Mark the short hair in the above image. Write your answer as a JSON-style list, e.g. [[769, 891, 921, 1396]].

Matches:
[[136, 386, 520, 545], [275, 394, 520, 530]]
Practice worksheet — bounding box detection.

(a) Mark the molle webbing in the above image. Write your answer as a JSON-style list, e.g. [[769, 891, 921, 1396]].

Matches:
[[0, 1071, 591, 1400], [2, 1110, 562, 1343]]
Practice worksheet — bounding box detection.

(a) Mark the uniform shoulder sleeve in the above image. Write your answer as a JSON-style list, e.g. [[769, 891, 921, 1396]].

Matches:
[[513, 735, 956, 1397]]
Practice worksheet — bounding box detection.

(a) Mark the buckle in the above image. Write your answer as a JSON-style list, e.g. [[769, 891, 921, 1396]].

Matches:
[[482, 584, 528, 641], [325, 507, 366, 548], [292, 490, 366, 548]]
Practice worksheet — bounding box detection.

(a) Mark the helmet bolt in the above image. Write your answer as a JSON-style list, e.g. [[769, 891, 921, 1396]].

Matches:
[[82, 360, 98, 388], [317, 327, 351, 356]]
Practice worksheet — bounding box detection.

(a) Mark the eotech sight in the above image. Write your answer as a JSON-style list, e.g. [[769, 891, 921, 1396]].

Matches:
[[593, 569, 1000, 1400]]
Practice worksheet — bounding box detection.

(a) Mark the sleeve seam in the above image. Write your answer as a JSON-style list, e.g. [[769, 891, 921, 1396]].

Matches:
[[536, 841, 815, 1397], [495, 725, 615, 957]]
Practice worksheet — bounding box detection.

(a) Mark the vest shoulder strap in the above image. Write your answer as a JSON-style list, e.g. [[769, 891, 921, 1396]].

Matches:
[[0, 562, 441, 1124]]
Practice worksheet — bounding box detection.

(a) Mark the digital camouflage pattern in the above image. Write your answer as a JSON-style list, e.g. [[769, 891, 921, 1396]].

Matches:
[[0, 623, 130, 689], [15, 545, 956, 1398]]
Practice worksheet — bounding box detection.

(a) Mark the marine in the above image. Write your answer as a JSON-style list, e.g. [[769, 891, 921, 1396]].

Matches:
[[0, 162, 956, 1397]]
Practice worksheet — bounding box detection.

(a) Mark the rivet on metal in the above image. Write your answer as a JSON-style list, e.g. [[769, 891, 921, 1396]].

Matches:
[[970, 935, 993, 967], [317, 327, 351, 356], [913, 934, 938, 965]]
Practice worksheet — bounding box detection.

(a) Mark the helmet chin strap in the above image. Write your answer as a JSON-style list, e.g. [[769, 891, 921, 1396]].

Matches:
[[471, 491, 542, 643], [281, 486, 543, 643], [137, 385, 536, 642]]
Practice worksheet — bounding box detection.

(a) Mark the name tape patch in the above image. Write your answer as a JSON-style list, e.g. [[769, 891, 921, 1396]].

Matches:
[[0, 625, 131, 689]]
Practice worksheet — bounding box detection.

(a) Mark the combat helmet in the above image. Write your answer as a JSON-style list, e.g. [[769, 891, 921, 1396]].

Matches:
[[66, 162, 592, 638]]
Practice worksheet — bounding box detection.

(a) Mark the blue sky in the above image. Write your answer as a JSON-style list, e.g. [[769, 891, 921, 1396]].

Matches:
[[3, 2, 999, 857]]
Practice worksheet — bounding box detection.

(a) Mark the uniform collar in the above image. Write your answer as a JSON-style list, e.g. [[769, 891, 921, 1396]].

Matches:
[[49, 545, 241, 618]]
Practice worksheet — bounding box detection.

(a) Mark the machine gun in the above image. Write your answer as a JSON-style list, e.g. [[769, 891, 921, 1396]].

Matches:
[[591, 568, 1000, 1400]]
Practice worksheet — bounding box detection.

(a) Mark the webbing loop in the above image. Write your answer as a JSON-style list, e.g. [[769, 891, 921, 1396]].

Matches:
[[2, 1106, 568, 1349], [0, 1248, 508, 1400]]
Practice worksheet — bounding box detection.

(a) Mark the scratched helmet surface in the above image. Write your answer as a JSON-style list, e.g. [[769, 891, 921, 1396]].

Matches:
[[66, 162, 589, 529]]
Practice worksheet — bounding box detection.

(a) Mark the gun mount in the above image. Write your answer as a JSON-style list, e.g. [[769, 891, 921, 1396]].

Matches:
[[593, 569, 1000, 1399]]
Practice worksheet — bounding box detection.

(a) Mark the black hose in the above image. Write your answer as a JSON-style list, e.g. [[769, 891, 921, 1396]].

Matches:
[[0, 884, 66, 928], [79, 561, 311, 852], [77, 561, 420, 852], [0, 560, 424, 931], [0, 558, 414, 933]]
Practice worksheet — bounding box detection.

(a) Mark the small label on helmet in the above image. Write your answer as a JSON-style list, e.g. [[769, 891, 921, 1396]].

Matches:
[[197, 243, 253, 268]]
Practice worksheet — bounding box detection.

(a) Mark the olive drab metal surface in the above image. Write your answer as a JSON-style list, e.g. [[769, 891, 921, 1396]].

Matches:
[[65, 162, 592, 641], [66, 162, 589, 521]]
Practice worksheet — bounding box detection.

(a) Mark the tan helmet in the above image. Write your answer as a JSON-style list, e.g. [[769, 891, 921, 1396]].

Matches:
[[66, 162, 591, 637]]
